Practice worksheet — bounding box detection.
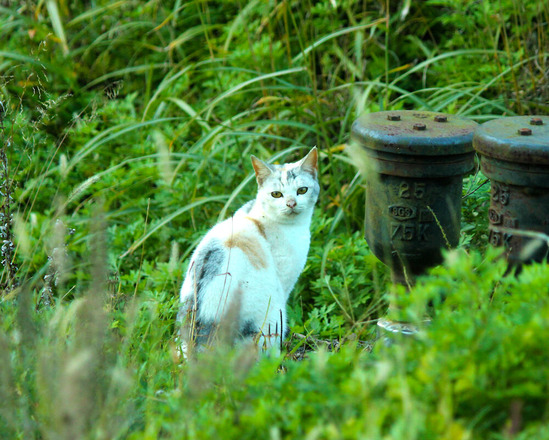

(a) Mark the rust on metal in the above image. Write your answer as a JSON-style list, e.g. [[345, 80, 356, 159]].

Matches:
[[352, 110, 478, 157], [473, 115, 549, 165], [413, 123, 427, 131], [434, 115, 448, 123], [350, 110, 478, 286], [387, 114, 401, 121], [474, 115, 549, 265], [518, 128, 532, 136]]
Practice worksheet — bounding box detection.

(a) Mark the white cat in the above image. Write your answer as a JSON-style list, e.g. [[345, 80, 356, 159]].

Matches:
[[178, 147, 319, 355]]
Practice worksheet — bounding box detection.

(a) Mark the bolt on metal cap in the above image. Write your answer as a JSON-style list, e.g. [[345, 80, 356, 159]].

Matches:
[[351, 110, 478, 156], [473, 115, 549, 165]]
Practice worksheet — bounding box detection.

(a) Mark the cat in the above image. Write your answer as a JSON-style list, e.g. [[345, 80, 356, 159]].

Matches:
[[178, 147, 319, 356]]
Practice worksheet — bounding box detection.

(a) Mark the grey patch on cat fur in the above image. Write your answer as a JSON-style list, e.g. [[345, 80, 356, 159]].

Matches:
[[240, 314, 288, 341], [240, 320, 258, 339], [194, 319, 216, 345], [192, 240, 225, 313], [285, 168, 297, 181]]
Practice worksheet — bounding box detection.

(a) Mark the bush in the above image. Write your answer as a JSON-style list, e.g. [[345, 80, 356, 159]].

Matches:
[[0, 0, 548, 438]]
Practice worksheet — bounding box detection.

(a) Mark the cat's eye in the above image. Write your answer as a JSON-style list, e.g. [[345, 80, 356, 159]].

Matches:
[[271, 191, 283, 198], [297, 187, 308, 195]]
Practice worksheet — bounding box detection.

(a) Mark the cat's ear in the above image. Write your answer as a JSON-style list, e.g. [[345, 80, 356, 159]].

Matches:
[[298, 147, 318, 178], [251, 155, 274, 186]]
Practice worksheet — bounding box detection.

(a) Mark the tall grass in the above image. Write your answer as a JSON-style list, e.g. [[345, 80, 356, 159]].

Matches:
[[0, 0, 548, 438]]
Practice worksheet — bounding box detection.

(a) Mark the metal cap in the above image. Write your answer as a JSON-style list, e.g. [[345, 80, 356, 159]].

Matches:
[[351, 110, 478, 156], [473, 116, 549, 165]]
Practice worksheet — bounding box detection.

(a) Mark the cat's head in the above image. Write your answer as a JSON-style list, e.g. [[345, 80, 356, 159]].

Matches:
[[251, 147, 319, 221]]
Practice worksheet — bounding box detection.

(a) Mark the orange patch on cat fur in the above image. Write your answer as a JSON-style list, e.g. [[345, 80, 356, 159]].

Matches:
[[225, 234, 267, 269], [245, 216, 266, 239]]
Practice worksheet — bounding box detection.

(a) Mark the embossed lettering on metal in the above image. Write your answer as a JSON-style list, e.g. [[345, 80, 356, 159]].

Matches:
[[351, 110, 477, 287], [474, 115, 549, 265], [388, 205, 417, 221], [488, 208, 502, 225]]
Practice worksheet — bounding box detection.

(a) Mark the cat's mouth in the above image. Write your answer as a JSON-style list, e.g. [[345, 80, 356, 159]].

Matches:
[[284, 208, 300, 216]]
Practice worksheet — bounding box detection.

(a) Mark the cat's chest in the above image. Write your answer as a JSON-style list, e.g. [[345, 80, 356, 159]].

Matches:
[[268, 224, 310, 290]]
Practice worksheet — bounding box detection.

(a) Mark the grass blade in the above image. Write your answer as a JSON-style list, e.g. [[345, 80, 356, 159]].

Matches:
[[121, 195, 229, 257], [46, 0, 69, 55], [204, 67, 306, 120], [292, 19, 387, 63]]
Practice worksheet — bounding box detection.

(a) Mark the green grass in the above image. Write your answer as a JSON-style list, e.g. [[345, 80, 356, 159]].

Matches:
[[0, 0, 548, 438]]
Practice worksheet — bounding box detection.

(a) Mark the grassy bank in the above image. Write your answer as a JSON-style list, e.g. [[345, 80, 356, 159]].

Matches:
[[1, 1, 548, 438]]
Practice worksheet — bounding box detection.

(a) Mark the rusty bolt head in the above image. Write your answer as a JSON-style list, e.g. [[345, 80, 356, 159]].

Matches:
[[387, 114, 401, 121], [413, 123, 427, 131], [518, 128, 532, 136], [530, 118, 543, 126], [434, 115, 448, 123]]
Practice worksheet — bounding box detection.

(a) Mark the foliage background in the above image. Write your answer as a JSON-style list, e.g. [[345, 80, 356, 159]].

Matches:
[[0, 0, 548, 438]]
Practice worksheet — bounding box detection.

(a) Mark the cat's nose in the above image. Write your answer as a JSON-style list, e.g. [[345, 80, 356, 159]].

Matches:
[[286, 199, 296, 208]]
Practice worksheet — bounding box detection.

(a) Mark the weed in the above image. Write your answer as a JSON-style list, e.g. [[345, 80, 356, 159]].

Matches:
[[0, 100, 18, 292], [0, 0, 548, 438]]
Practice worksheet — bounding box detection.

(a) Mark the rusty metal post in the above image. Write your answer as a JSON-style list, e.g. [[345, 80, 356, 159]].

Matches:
[[350, 111, 477, 336], [473, 116, 549, 265]]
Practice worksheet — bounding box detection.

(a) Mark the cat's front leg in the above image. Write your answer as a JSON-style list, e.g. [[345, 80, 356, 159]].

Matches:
[[255, 308, 288, 356]]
